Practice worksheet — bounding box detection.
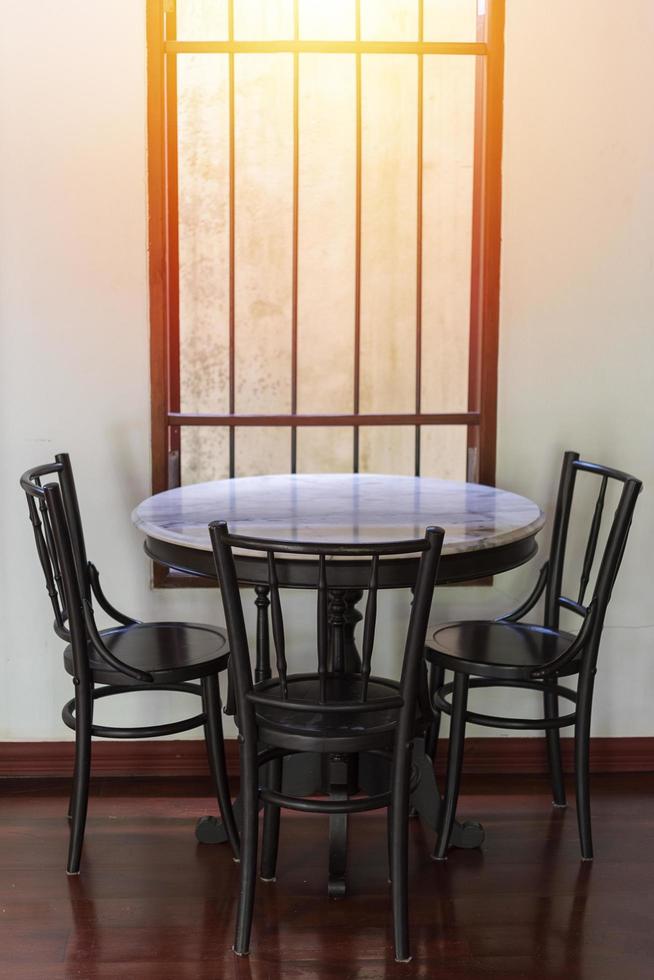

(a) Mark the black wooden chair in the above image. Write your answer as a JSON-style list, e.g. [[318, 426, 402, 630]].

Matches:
[[20, 454, 239, 874], [210, 521, 444, 963], [425, 451, 642, 862]]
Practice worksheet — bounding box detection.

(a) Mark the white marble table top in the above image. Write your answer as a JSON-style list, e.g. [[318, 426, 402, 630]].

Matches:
[[132, 473, 544, 556]]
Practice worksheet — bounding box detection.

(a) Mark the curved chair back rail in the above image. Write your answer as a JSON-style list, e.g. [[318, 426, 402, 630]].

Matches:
[[209, 520, 445, 962]]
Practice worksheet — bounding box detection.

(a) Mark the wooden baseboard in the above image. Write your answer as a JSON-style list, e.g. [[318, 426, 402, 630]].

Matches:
[[0, 737, 652, 779], [454, 737, 654, 775], [0, 740, 225, 779]]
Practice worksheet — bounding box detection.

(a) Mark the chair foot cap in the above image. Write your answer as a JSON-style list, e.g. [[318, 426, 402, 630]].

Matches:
[[232, 947, 250, 957], [581, 856, 594, 862], [552, 801, 568, 809], [431, 855, 448, 862], [395, 956, 412, 964], [260, 876, 276, 882], [66, 870, 81, 876]]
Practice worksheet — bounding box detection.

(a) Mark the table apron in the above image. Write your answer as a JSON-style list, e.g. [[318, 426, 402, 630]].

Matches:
[[144, 536, 539, 589]]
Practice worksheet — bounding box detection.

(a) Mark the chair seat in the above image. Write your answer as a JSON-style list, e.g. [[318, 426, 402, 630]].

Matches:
[[425, 620, 578, 680], [64, 621, 230, 686], [251, 673, 418, 753]]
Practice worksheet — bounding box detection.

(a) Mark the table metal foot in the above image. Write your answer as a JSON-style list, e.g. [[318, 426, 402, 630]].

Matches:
[[409, 737, 485, 850], [196, 741, 485, 853], [450, 819, 485, 850], [196, 814, 230, 845], [194, 752, 322, 845]]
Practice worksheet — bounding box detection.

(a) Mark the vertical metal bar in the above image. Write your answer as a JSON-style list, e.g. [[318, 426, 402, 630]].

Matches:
[[353, 0, 362, 473], [164, 3, 181, 487], [476, 0, 504, 488], [465, 4, 487, 485], [414, 0, 424, 477], [291, 0, 300, 473], [228, 0, 236, 477]]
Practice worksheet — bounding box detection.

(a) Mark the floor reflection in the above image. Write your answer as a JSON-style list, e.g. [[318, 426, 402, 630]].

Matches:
[[51, 777, 651, 980]]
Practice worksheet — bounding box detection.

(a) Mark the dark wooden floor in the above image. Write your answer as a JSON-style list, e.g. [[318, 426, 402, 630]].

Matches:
[[1, 774, 653, 979]]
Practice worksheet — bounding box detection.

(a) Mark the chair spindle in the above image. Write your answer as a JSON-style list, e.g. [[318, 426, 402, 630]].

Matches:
[[38, 493, 67, 614], [317, 554, 328, 703], [578, 475, 607, 605], [27, 493, 66, 630], [268, 552, 288, 699], [360, 555, 379, 702]]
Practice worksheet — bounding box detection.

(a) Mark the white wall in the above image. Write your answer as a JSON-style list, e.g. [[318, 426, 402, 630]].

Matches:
[[1, 0, 652, 741]]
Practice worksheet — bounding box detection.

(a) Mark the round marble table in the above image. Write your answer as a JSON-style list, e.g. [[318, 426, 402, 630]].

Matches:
[[133, 473, 545, 587], [133, 474, 544, 890]]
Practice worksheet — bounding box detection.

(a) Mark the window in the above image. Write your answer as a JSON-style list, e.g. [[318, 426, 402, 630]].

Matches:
[[147, 0, 505, 584]]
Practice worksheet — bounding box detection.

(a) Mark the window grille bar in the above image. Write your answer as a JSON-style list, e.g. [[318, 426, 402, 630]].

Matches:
[[167, 412, 479, 427], [353, 0, 362, 473], [290, 0, 300, 474], [415, 0, 425, 478], [466, 6, 489, 483], [165, 41, 487, 56], [228, 0, 236, 477]]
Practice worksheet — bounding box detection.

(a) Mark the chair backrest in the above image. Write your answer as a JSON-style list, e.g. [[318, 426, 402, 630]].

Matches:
[[20, 455, 151, 684], [210, 523, 444, 732], [20, 454, 90, 641], [544, 451, 642, 648]]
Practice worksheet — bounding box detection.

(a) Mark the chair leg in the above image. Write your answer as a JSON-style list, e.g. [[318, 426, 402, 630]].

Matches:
[[390, 742, 412, 963], [386, 804, 393, 884], [202, 675, 240, 862], [68, 681, 93, 822], [575, 668, 596, 861], [433, 672, 469, 862], [260, 756, 283, 881], [67, 737, 80, 823], [544, 677, 567, 807], [233, 735, 259, 956], [67, 681, 92, 875], [424, 664, 445, 762]]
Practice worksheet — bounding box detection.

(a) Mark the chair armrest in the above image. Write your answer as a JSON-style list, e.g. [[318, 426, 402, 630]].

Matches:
[[88, 562, 140, 626], [497, 561, 549, 624], [82, 598, 153, 683], [530, 601, 597, 678]]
